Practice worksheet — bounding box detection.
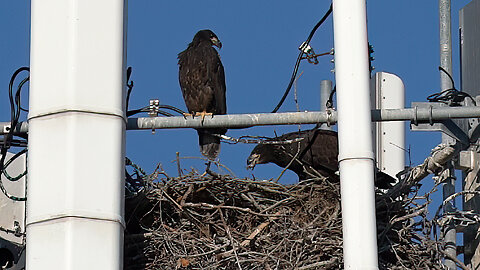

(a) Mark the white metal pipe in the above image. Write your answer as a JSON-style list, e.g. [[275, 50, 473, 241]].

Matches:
[[332, 0, 379, 268], [439, 0, 456, 268], [27, 0, 126, 269]]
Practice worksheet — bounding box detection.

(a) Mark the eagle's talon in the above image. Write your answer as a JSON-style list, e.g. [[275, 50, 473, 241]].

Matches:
[[194, 111, 213, 124]]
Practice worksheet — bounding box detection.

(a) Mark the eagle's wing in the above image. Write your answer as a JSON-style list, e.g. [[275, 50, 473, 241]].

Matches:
[[306, 130, 339, 172], [206, 47, 226, 115]]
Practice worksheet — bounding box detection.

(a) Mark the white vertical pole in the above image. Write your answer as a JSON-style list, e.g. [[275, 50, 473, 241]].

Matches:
[[27, 0, 126, 269], [332, 0, 379, 269]]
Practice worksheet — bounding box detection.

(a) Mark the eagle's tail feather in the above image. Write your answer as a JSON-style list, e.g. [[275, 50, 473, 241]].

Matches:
[[197, 130, 221, 160]]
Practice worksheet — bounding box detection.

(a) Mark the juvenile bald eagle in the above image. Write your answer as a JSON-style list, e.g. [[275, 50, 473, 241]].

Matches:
[[178, 30, 227, 160], [247, 129, 395, 189]]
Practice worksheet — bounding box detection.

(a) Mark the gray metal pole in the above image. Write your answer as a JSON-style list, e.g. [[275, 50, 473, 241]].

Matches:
[[320, 80, 333, 130], [439, 0, 456, 268], [4, 105, 480, 134]]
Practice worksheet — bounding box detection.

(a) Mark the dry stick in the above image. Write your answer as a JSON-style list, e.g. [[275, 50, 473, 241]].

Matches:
[[178, 156, 237, 177], [186, 243, 230, 258], [240, 210, 283, 247], [182, 202, 284, 218], [274, 143, 303, 183], [272, 72, 305, 183], [440, 250, 469, 270], [125, 232, 154, 241], [261, 197, 293, 214], [157, 189, 183, 210], [391, 204, 428, 224], [179, 184, 194, 207], [205, 163, 222, 179], [136, 153, 452, 269], [295, 258, 337, 269], [218, 209, 243, 270], [383, 144, 456, 199], [176, 152, 182, 176]]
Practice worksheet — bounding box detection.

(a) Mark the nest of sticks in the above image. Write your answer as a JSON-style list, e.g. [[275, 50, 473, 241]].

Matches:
[[124, 145, 459, 269]]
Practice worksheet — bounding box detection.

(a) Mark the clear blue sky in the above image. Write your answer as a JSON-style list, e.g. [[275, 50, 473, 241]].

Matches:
[[0, 1, 471, 182]]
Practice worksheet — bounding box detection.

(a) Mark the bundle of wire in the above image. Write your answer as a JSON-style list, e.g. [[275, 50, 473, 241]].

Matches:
[[0, 67, 29, 201], [125, 67, 186, 117], [427, 66, 476, 106]]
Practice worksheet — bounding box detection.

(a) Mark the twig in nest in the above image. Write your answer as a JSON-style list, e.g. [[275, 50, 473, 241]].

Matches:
[[125, 144, 460, 270], [440, 250, 469, 270], [182, 202, 285, 218], [176, 156, 237, 177], [295, 258, 337, 270], [241, 210, 282, 247], [274, 143, 303, 183], [219, 209, 243, 270], [176, 152, 182, 176], [205, 161, 222, 179]]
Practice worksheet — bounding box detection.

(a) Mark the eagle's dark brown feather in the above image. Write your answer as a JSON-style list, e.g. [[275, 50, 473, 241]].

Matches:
[[247, 129, 395, 189], [248, 129, 338, 179], [178, 30, 227, 159]]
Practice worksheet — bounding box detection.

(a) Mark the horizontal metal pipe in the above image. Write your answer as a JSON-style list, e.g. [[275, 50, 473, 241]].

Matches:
[[2, 106, 480, 134], [128, 111, 335, 129], [0, 121, 29, 135], [129, 106, 480, 129]]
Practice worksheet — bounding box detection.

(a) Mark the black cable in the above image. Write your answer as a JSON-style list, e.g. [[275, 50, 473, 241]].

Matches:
[[15, 77, 29, 118], [271, 3, 333, 113], [439, 66, 455, 89], [126, 67, 133, 112], [126, 106, 176, 117], [16, 77, 30, 113], [0, 67, 29, 201], [427, 66, 476, 106], [123, 66, 188, 117], [158, 104, 187, 115], [3, 67, 29, 153], [326, 85, 336, 109], [127, 104, 186, 117], [0, 139, 27, 148], [2, 148, 27, 182]]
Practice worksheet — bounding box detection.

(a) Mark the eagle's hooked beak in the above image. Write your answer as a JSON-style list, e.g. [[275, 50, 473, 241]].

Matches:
[[246, 153, 260, 170], [211, 37, 222, 49]]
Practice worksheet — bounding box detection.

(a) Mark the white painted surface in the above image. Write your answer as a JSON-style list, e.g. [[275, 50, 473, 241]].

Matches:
[[27, 0, 126, 269], [333, 0, 379, 268], [373, 72, 405, 179]]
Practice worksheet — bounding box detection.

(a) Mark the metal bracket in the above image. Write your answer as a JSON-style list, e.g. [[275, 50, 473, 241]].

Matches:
[[457, 150, 480, 171], [298, 42, 312, 54], [148, 99, 160, 134], [13, 221, 21, 237], [467, 96, 480, 142], [148, 99, 160, 117], [411, 102, 470, 146], [3, 124, 10, 134]]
